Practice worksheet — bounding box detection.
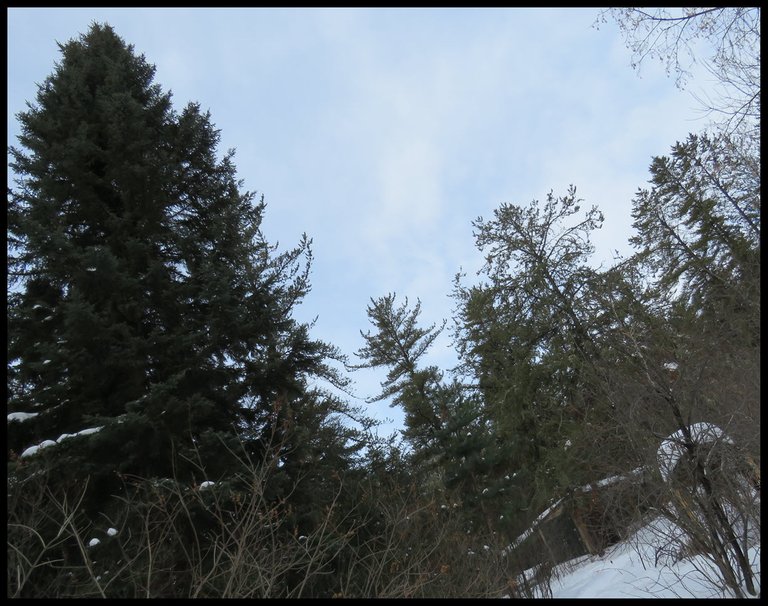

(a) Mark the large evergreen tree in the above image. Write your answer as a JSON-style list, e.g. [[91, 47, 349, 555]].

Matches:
[[451, 188, 613, 518], [8, 23, 355, 515]]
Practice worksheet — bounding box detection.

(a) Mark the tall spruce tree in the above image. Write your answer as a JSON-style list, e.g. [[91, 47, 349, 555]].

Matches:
[[8, 23, 354, 515]]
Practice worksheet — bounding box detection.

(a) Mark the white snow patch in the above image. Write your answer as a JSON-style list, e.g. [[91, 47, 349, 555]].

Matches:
[[107, 527, 118, 537], [19, 427, 103, 458], [199, 481, 215, 490], [8, 412, 39, 423], [546, 516, 760, 598], [20, 439, 57, 458], [657, 423, 734, 482], [580, 467, 646, 493], [88, 538, 100, 548], [56, 426, 103, 443]]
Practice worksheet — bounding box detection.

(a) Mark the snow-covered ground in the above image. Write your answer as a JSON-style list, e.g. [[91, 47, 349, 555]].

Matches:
[[512, 422, 761, 599], [536, 516, 761, 598]]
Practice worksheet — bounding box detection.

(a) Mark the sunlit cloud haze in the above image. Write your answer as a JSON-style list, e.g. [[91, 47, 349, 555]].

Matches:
[[7, 7, 720, 437]]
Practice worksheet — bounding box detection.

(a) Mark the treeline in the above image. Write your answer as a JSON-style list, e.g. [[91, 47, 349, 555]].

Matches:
[[8, 10, 760, 598]]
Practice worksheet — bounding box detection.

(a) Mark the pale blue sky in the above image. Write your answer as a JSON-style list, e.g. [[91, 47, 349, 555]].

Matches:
[[7, 8, 718, 438]]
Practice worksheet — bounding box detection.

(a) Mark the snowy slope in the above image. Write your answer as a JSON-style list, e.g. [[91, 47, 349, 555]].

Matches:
[[544, 517, 761, 598]]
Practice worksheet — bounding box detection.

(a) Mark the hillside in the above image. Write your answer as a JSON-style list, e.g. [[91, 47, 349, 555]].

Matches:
[[524, 516, 761, 598]]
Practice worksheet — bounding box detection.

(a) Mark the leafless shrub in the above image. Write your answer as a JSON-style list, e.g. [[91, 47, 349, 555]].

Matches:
[[7, 466, 112, 598], [8, 433, 526, 598]]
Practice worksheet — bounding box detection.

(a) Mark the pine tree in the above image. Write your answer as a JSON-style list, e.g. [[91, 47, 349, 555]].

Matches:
[[630, 133, 760, 326], [8, 23, 356, 518], [451, 188, 614, 526], [353, 294, 506, 535], [353, 294, 452, 453]]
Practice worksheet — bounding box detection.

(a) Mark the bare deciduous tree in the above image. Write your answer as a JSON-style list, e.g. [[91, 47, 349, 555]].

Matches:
[[597, 8, 760, 138]]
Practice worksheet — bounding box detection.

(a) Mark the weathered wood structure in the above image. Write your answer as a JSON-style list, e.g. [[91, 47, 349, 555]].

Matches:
[[508, 467, 660, 574], [510, 424, 760, 577]]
